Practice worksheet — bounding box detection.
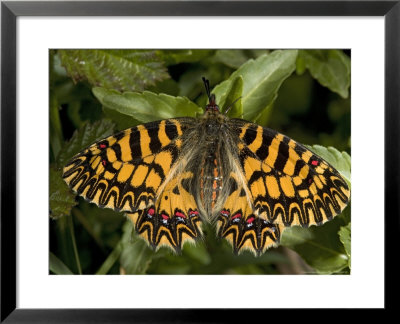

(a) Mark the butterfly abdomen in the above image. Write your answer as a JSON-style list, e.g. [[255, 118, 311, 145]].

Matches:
[[199, 150, 223, 216]]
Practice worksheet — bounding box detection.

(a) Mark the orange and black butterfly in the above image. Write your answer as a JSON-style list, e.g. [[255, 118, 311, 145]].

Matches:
[[63, 78, 350, 256]]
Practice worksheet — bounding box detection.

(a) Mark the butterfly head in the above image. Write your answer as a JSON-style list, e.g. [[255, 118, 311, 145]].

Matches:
[[202, 77, 220, 113], [202, 77, 241, 115], [206, 93, 220, 112]]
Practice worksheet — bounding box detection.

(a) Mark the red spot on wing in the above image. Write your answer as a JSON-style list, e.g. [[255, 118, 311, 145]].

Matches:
[[175, 211, 186, 218], [102, 160, 107, 166], [99, 143, 107, 149], [311, 160, 319, 166], [221, 210, 230, 217], [246, 217, 255, 224], [232, 213, 241, 220], [147, 208, 155, 216], [161, 214, 169, 220]]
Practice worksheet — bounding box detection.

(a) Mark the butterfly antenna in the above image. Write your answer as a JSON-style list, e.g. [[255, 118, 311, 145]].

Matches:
[[223, 96, 242, 115], [202, 77, 211, 101]]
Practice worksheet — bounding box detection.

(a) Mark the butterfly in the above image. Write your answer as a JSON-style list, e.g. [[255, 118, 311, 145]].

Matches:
[[63, 78, 350, 256]]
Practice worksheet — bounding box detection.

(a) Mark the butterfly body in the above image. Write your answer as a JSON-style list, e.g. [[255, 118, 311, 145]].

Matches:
[[63, 80, 350, 256], [184, 110, 235, 222]]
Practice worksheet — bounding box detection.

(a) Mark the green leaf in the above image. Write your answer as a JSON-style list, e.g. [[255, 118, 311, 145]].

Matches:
[[213, 49, 250, 69], [119, 221, 155, 274], [73, 202, 124, 250], [181, 241, 211, 266], [56, 119, 116, 167], [212, 50, 298, 122], [298, 50, 351, 98], [49, 167, 78, 219], [50, 252, 74, 274], [306, 145, 351, 185], [49, 91, 63, 160], [103, 107, 142, 131], [93, 87, 203, 124], [253, 98, 275, 126], [281, 206, 351, 274], [156, 49, 216, 65], [217, 75, 243, 118], [147, 78, 180, 96], [338, 222, 351, 269], [295, 54, 307, 75], [58, 49, 169, 92]]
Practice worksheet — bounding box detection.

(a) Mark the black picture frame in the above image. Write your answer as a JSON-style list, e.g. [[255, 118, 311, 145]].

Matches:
[[1, 0, 398, 321]]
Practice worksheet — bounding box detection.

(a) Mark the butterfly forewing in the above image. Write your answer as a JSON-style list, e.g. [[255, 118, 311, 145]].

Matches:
[[235, 122, 348, 216]]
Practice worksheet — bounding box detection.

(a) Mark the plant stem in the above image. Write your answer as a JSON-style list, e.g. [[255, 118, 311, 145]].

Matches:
[[68, 214, 82, 274], [49, 51, 64, 161], [72, 208, 105, 251], [95, 241, 123, 275]]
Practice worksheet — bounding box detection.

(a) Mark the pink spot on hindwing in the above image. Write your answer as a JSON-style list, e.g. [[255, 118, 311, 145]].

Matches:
[[232, 213, 241, 220], [311, 160, 319, 166], [189, 210, 199, 218], [220, 210, 230, 217], [246, 217, 255, 224], [175, 211, 186, 218]]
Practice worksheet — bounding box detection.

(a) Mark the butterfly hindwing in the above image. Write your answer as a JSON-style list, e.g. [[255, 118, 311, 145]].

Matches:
[[216, 172, 283, 256], [126, 171, 202, 253], [63, 118, 203, 251]]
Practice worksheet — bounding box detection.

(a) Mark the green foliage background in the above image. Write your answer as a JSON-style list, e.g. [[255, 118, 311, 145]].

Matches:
[[49, 49, 351, 275]]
